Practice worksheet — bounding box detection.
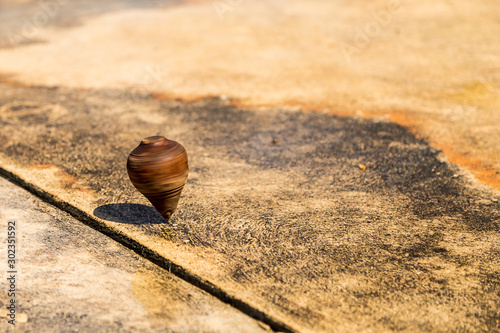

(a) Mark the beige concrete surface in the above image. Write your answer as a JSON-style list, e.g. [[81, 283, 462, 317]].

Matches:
[[0, 0, 498, 188], [0, 175, 270, 332]]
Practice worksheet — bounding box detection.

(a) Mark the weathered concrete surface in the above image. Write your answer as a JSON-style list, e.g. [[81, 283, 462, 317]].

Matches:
[[0, 84, 499, 332], [0, 0, 179, 48], [0, 0, 498, 188], [0, 175, 270, 332], [0, 0, 500, 331]]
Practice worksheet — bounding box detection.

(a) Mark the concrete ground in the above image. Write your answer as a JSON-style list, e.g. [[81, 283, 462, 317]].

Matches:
[[0, 0, 499, 332], [0, 176, 270, 332]]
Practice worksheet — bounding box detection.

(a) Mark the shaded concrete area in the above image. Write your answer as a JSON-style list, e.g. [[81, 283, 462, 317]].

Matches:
[[0, 84, 498, 332], [0, 175, 270, 332]]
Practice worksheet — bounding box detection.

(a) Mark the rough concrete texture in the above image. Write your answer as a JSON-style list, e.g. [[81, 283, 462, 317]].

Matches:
[[0, 176, 270, 333], [0, 0, 498, 188], [0, 0, 500, 331], [0, 84, 498, 332], [0, 0, 179, 48]]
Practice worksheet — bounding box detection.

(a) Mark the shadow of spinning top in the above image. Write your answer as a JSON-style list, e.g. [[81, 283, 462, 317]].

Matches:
[[127, 136, 189, 221]]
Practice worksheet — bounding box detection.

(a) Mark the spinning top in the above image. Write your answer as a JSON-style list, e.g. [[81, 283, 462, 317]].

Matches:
[[127, 136, 189, 221]]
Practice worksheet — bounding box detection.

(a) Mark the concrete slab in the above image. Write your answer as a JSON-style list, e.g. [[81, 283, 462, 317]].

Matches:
[[0, 0, 179, 48], [0, 175, 270, 332], [0, 0, 498, 188], [0, 0, 499, 331], [0, 84, 499, 332]]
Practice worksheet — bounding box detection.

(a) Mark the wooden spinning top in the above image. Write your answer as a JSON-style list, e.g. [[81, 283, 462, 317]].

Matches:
[[127, 136, 189, 221]]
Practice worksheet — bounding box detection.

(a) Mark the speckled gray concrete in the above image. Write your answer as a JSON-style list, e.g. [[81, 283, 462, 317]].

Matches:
[[0, 84, 499, 332], [0, 176, 270, 333]]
